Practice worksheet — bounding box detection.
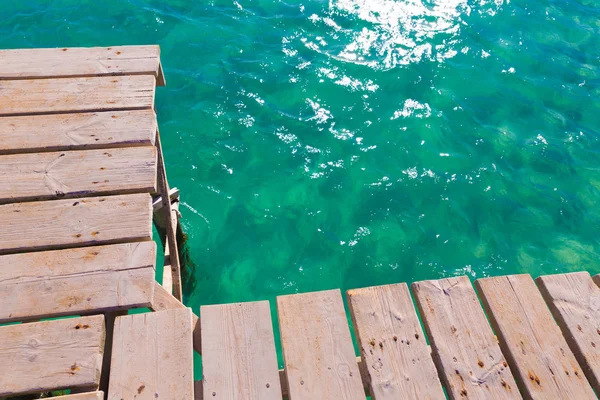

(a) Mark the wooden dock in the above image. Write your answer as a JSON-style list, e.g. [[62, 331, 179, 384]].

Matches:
[[1, 46, 600, 400]]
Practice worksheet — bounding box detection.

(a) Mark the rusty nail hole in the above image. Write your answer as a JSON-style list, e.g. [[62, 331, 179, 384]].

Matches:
[[592, 342, 596, 348], [478, 360, 484, 368], [379, 342, 384, 350], [300, 380, 304, 385], [74, 234, 82, 238], [415, 333, 419, 340], [266, 383, 270, 388], [574, 371, 579, 377], [577, 324, 582, 332], [91, 231, 100, 236], [73, 201, 79, 206], [393, 336, 398, 342], [503, 361, 508, 368], [62, 48, 68, 51], [451, 325, 457, 334], [460, 389, 467, 397], [212, 392, 216, 397], [138, 385, 145, 394], [369, 339, 376, 347]]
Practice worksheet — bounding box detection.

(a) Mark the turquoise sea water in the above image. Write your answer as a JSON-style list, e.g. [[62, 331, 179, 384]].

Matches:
[[2, 0, 600, 375]]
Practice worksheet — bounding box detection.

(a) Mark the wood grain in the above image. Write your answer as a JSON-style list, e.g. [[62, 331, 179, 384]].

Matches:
[[0, 242, 155, 323], [0, 75, 155, 116], [0, 45, 164, 85], [108, 309, 194, 400], [277, 289, 365, 400], [412, 276, 520, 400], [537, 272, 600, 394], [0, 193, 152, 254], [347, 283, 444, 399], [0, 110, 156, 155], [0, 315, 105, 397], [150, 281, 201, 354], [476, 274, 596, 399], [201, 301, 282, 400], [0, 146, 157, 203]]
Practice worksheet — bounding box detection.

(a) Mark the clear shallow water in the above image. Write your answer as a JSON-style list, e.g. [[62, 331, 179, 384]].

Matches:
[[2, 0, 600, 371]]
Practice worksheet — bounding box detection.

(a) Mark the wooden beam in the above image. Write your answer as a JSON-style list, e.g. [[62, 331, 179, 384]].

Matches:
[[0, 75, 155, 116], [0, 315, 105, 397], [0, 193, 153, 255], [161, 200, 180, 294], [277, 289, 364, 400], [0, 146, 157, 204], [0, 110, 156, 155], [348, 283, 444, 399], [108, 309, 194, 399], [537, 272, 600, 394], [201, 301, 282, 400], [476, 274, 596, 399], [0, 45, 164, 85], [156, 130, 182, 300], [0, 242, 155, 323], [412, 276, 520, 400], [52, 393, 104, 400]]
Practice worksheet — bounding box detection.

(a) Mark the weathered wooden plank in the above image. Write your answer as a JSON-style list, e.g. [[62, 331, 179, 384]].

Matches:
[[0, 242, 155, 323], [347, 283, 444, 399], [0, 146, 157, 204], [0, 110, 156, 155], [150, 281, 202, 354], [537, 272, 600, 394], [156, 130, 182, 300], [0, 315, 105, 396], [0, 193, 152, 254], [0, 75, 155, 116], [53, 391, 104, 399], [108, 309, 194, 399], [277, 289, 365, 400], [411, 276, 520, 400], [201, 301, 282, 400], [476, 274, 596, 399], [0, 45, 164, 85]]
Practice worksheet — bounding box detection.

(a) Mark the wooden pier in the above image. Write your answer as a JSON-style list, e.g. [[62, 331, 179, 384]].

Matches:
[[1, 46, 600, 400]]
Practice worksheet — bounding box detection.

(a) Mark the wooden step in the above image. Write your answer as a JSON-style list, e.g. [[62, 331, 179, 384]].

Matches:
[[0, 45, 165, 85], [537, 272, 600, 394], [476, 274, 596, 399], [347, 283, 444, 400], [0, 75, 155, 116], [0, 242, 155, 323], [277, 289, 365, 400], [0, 193, 152, 255], [412, 276, 520, 400], [0, 146, 157, 204], [108, 309, 194, 399], [0, 110, 156, 155], [201, 301, 282, 400], [0, 315, 105, 397]]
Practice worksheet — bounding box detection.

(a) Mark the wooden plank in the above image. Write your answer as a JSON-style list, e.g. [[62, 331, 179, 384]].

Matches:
[[347, 283, 444, 399], [0, 146, 157, 204], [0, 75, 155, 116], [201, 301, 282, 400], [161, 200, 180, 294], [156, 130, 182, 300], [476, 274, 596, 399], [53, 392, 104, 399], [277, 289, 365, 400], [0, 45, 164, 85], [0, 315, 105, 396], [150, 281, 201, 354], [0, 110, 156, 155], [0, 242, 155, 323], [411, 276, 520, 400], [537, 272, 600, 394], [0, 193, 152, 255], [108, 309, 194, 399]]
